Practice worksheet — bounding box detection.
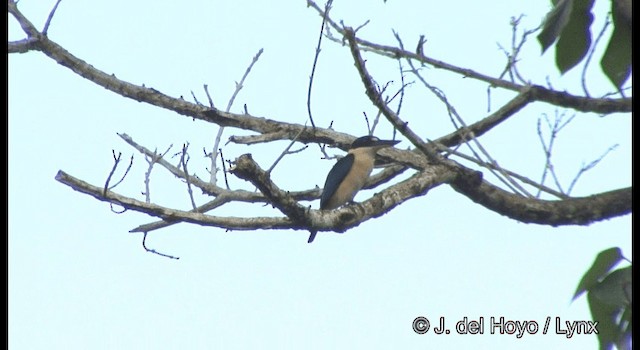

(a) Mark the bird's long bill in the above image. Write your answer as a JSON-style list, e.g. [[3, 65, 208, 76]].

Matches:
[[372, 139, 400, 148]]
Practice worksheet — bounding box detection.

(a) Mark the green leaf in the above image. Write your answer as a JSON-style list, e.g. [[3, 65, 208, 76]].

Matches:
[[616, 307, 632, 349], [600, 0, 632, 90], [590, 266, 632, 308], [587, 267, 632, 350], [537, 0, 573, 53], [573, 247, 622, 300], [588, 292, 619, 350], [554, 0, 594, 73]]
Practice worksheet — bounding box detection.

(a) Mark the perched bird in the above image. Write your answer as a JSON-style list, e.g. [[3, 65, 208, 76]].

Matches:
[[308, 135, 399, 243]]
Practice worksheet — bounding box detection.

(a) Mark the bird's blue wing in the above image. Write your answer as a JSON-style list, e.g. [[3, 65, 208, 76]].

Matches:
[[320, 154, 354, 209]]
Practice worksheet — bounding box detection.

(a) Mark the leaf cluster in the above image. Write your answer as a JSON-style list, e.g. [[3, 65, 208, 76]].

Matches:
[[538, 0, 631, 90], [573, 247, 632, 350]]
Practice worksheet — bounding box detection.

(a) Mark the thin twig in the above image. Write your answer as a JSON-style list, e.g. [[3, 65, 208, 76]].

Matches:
[[143, 145, 172, 203], [370, 110, 383, 136], [142, 232, 180, 260], [42, 0, 62, 35], [354, 19, 370, 33], [266, 125, 307, 174], [581, 16, 611, 97], [110, 203, 127, 214], [104, 150, 122, 196], [180, 143, 198, 210], [431, 142, 568, 199], [191, 90, 203, 106], [307, 0, 334, 129], [219, 148, 231, 190], [209, 127, 225, 183], [108, 154, 134, 190], [495, 15, 539, 86], [203, 84, 215, 109], [394, 59, 407, 118], [363, 112, 371, 134], [536, 110, 576, 195], [226, 49, 264, 112], [209, 48, 264, 185], [566, 144, 618, 195]]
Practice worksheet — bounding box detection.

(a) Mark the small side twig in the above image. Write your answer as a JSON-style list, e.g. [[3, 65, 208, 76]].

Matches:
[[495, 15, 539, 87], [307, 0, 334, 129], [103, 150, 133, 195], [179, 143, 198, 210], [109, 204, 127, 214], [191, 90, 203, 106], [203, 84, 215, 109], [566, 144, 618, 195], [110, 154, 133, 191], [266, 125, 308, 174], [431, 142, 568, 199], [395, 59, 407, 118], [581, 16, 611, 97], [209, 48, 264, 185], [219, 148, 231, 190], [226, 49, 264, 113], [143, 145, 173, 203], [209, 127, 225, 183], [142, 232, 180, 260], [103, 151, 122, 196], [42, 0, 62, 35], [536, 110, 575, 195], [363, 112, 371, 134]]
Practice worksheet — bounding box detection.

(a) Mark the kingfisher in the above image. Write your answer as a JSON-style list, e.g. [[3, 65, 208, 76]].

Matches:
[[308, 135, 400, 243]]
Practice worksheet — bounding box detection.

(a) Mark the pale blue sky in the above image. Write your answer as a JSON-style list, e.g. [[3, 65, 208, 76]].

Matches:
[[9, 1, 631, 349]]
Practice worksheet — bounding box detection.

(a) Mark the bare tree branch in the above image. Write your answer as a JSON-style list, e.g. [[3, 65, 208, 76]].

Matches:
[[119, 132, 329, 201], [8, 38, 40, 53], [55, 162, 456, 235], [394, 31, 532, 197], [306, 0, 631, 114], [343, 27, 440, 163], [433, 88, 533, 147], [56, 170, 296, 231], [450, 180, 631, 226], [343, 26, 631, 224], [131, 194, 233, 233], [9, 0, 630, 243], [430, 142, 569, 199]]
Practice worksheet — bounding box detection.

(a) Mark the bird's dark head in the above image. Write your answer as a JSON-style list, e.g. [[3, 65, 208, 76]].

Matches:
[[350, 135, 400, 150]]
